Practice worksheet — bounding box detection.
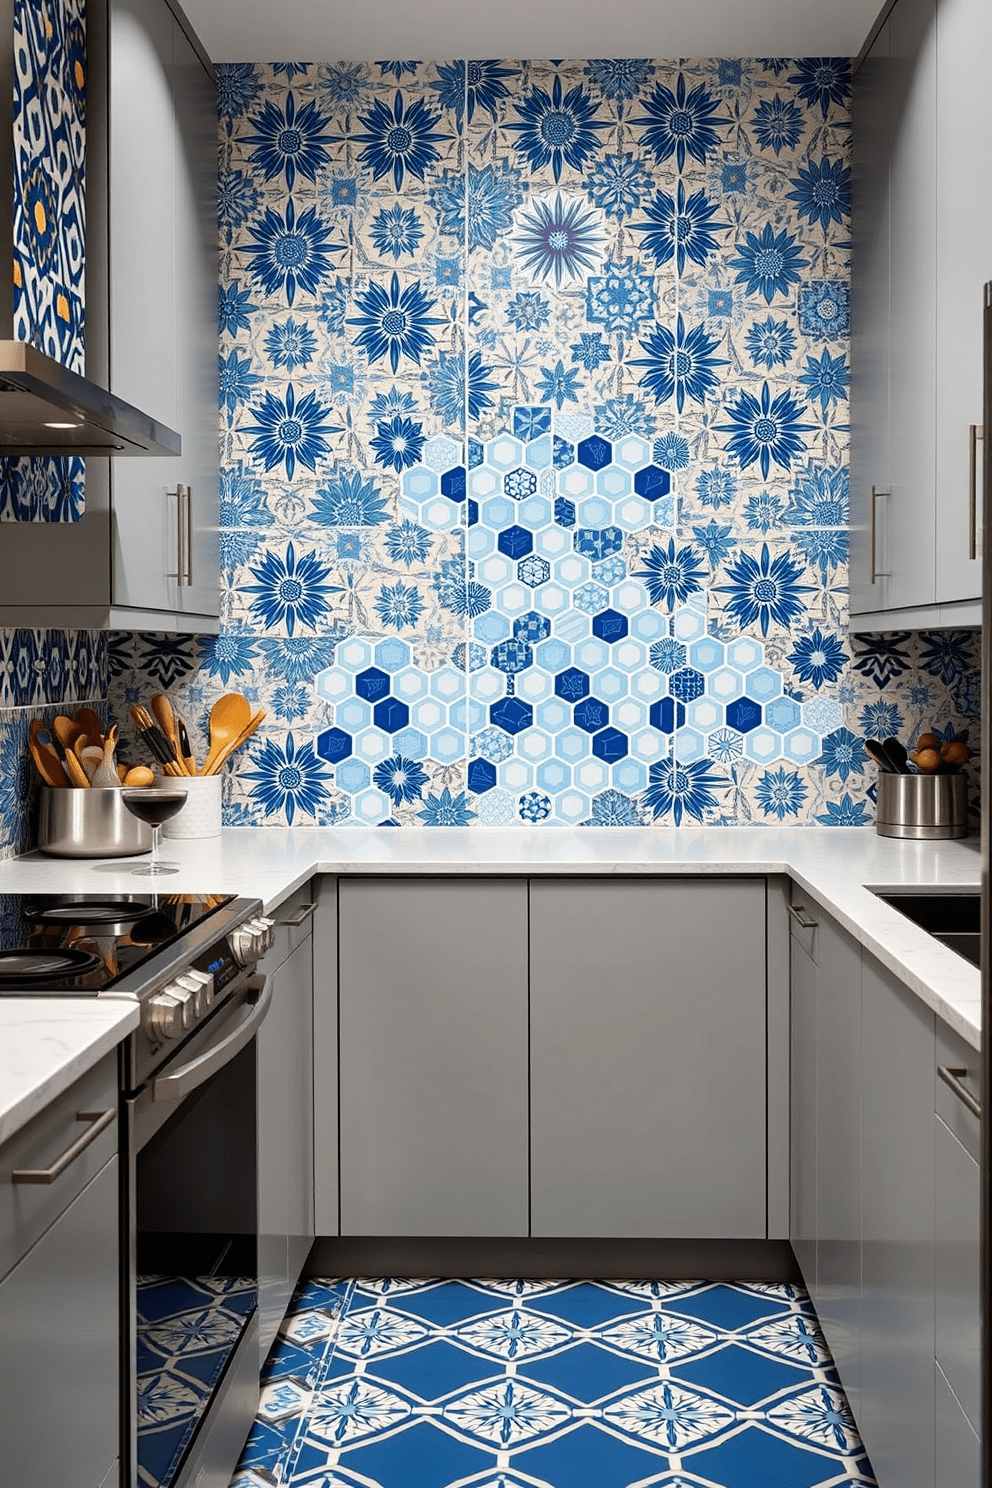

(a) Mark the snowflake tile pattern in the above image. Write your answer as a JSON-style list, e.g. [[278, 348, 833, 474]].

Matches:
[[95, 58, 985, 832], [231, 1276, 877, 1486]]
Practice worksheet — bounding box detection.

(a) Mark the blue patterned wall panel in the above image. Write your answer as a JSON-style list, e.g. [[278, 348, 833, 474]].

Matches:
[[100, 59, 980, 829], [2, 0, 86, 521]]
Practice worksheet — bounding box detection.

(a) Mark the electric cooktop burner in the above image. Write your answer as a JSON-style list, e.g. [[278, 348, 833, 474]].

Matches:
[[0, 893, 234, 994]]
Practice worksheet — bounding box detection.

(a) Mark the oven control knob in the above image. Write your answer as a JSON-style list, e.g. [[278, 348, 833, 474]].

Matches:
[[176, 970, 212, 1017], [164, 982, 195, 1029], [228, 925, 258, 967], [145, 991, 184, 1041], [256, 916, 275, 952]]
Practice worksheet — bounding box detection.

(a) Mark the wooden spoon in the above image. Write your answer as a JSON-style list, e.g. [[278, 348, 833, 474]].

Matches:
[[151, 694, 188, 775], [28, 721, 69, 787], [200, 693, 253, 777], [53, 714, 83, 755], [78, 744, 104, 783], [203, 709, 266, 776], [74, 706, 104, 745]]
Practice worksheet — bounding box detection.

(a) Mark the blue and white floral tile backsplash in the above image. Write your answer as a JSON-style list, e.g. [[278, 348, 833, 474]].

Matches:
[[0, 57, 982, 850], [1, 0, 87, 523], [0, 629, 108, 859], [102, 56, 979, 831]]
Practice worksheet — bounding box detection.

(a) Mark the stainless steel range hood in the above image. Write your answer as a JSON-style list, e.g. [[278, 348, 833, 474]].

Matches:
[[0, 340, 180, 456]]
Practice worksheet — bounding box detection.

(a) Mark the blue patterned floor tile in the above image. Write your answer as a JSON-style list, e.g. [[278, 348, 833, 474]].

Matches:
[[521, 1343, 657, 1402], [366, 1340, 504, 1397], [690, 1420, 859, 1487], [672, 1340, 811, 1405], [516, 1421, 665, 1487], [527, 1281, 647, 1329], [389, 1279, 510, 1325], [337, 1418, 495, 1486], [663, 1282, 792, 1331], [231, 1279, 876, 1488]]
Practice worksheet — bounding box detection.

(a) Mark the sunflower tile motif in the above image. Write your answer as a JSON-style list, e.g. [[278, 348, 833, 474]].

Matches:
[[231, 1276, 877, 1486]]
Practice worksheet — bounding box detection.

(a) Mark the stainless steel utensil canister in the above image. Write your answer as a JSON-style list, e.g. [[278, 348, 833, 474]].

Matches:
[[875, 772, 969, 839], [37, 787, 152, 857]]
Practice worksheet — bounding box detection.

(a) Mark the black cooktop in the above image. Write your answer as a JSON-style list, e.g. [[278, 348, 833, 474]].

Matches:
[[0, 893, 234, 994]]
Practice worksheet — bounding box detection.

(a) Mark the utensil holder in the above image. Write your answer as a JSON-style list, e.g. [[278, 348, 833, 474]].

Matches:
[[37, 787, 151, 858], [162, 774, 222, 839], [875, 772, 969, 839]]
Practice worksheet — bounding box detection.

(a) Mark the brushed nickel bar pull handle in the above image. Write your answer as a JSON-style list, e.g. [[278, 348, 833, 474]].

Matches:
[[938, 1065, 981, 1120], [12, 1108, 116, 1184], [870, 485, 891, 584], [168, 484, 184, 582], [275, 901, 317, 928], [152, 976, 272, 1104], [969, 426, 983, 560], [788, 903, 818, 930], [185, 483, 194, 586]]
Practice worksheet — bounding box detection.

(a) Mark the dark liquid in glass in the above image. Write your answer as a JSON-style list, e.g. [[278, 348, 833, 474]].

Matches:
[[122, 791, 187, 827]]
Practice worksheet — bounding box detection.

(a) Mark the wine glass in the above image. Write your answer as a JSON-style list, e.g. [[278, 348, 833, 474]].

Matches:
[[121, 788, 188, 876]]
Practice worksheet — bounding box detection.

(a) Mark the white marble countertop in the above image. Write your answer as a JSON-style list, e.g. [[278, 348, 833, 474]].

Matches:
[[0, 999, 139, 1147], [0, 826, 982, 1134]]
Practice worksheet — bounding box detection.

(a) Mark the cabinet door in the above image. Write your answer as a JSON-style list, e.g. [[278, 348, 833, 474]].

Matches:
[[789, 928, 818, 1295], [530, 878, 767, 1238], [258, 935, 314, 1356], [935, 1362, 980, 1488], [861, 955, 935, 1488], [934, 0, 992, 603], [934, 1115, 979, 1437], [886, 0, 938, 611], [174, 16, 219, 619], [0, 1158, 119, 1488], [338, 878, 529, 1236], [815, 916, 862, 1415], [312, 877, 338, 1237], [109, 0, 181, 615], [850, 18, 891, 616]]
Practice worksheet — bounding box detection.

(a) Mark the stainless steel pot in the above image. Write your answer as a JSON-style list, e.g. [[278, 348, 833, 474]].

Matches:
[[875, 772, 969, 839], [37, 787, 152, 857]]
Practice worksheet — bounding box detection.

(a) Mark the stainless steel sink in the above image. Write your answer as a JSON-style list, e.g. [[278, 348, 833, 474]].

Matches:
[[873, 891, 980, 968]]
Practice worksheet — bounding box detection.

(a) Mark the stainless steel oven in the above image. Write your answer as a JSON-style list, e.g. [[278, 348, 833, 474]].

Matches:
[[0, 891, 274, 1488], [119, 904, 274, 1488]]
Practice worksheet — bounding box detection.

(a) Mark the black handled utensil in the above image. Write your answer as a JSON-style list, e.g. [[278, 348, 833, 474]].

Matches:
[[865, 739, 896, 773], [881, 736, 910, 773]]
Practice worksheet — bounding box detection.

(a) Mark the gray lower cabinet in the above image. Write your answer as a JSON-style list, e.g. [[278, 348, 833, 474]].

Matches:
[[337, 878, 529, 1236], [313, 877, 338, 1238], [257, 884, 316, 1358], [860, 957, 936, 1488], [529, 878, 767, 1238], [815, 912, 863, 1416], [789, 910, 818, 1294], [934, 1022, 980, 1483], [0, 1055, 119, 1488]]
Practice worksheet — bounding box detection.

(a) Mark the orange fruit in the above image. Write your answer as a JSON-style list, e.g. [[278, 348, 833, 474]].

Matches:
[[917, 732, 940, 750], [915, 748, 941, 772], [940, 741, 969, 766]]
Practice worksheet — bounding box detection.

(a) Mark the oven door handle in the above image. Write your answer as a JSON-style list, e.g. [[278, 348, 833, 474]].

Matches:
[[151, 975, 271, 1104]]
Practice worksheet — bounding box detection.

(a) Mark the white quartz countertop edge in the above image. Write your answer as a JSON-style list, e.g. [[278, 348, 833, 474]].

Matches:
[[0, 826, 982, 1118], [0, 999, 139, 1147]]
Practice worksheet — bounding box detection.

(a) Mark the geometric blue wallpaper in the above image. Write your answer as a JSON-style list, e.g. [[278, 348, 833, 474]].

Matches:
[[101, 57, 979, 829]]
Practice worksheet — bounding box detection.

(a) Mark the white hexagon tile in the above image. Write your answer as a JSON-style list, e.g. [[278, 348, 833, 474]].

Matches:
[[99, 57, 980, 830]]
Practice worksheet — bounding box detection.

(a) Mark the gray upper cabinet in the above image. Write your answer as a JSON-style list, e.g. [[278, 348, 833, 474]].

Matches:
[[851, 0, 985, 628], [110, 0, 219, 626], [850, 15, 891, 617], [529, 878, 767, 1239], [0, 0, 219, 632], [934, 0, 992, 604], [337, 878, 530, 1237]]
